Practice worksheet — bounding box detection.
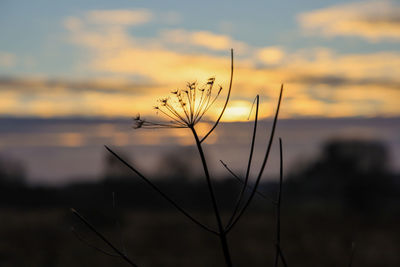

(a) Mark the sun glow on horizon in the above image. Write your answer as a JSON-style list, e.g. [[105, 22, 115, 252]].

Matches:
[[220, 101, 252, 122]]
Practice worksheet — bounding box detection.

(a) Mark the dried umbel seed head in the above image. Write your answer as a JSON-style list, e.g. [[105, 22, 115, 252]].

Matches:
[[133, 77, 222, 129]]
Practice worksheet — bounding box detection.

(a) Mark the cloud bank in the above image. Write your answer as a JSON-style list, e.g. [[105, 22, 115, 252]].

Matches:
[[2, 6, 399, 119], [298, 0, 400, 42]]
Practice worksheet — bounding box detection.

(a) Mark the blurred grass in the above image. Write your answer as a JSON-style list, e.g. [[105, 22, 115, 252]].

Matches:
[[0, 208, 398, 267]]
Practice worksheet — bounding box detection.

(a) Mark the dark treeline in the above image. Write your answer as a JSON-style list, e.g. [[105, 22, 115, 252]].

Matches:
[[284, 139, 400, 214], [0, 139, 399, 216]]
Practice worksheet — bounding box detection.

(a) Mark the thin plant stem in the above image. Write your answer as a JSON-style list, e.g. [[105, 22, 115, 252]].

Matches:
[[225, 95, 259, 228], [277, 244, 288, 267], [200, 49, 233, 143], [105, 145, 218, 235], [226, 85, 283, 233], [71, 208, 138, 267], [348, 242, 356, 267], [191, 126, 233, 267], [274, 138, 284, 267], [220, 160, 276, 205]]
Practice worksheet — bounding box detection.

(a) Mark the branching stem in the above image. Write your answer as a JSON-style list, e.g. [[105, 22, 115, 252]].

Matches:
[[191, 126, 233, 267], [220, 160, 277, 205], [225, 95, 259, 228], [105, 146, 218, 235], [71, 208, 138, 267], [226, 85, 283, 233]]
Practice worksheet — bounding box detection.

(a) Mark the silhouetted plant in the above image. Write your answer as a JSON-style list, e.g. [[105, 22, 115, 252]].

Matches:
[[72, 49, 284, 267]]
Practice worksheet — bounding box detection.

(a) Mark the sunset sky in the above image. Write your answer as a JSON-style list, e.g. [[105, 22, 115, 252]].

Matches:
[[1, 0, 400, 184], [1, 0, 399, 121]]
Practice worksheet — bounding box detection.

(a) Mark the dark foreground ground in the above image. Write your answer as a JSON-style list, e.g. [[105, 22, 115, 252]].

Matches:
[[0, 207, 399, 267], [1, 138, 399, 266]]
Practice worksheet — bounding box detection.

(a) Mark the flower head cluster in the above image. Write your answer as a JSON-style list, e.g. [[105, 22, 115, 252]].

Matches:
[[134, 77, 222, 129]]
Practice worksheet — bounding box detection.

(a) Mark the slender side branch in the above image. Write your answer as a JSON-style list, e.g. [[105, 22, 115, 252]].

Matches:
[[220, 160, 276, 204], [200, 49, 233, 143], [71, 208, 138, 267], [71, 227, 121, 257], [105, 145, 218, 235], [274, 138, 284, 267], [226, 84, 283, 233], [225, 95, 259, 228]]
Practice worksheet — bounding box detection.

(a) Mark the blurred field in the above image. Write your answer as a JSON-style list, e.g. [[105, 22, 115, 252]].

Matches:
[[0, 207, 399, 267], [1, 138, 399, 266]]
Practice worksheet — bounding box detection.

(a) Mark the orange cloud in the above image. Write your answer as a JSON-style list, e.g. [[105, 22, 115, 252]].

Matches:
[[298, 0, 400, 42], [161, 29, 249, 52], [284, 48, 400, 82], [255, 46, 285, 65], [86, 9, 153, 26], [0, 91, 19, 114]]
